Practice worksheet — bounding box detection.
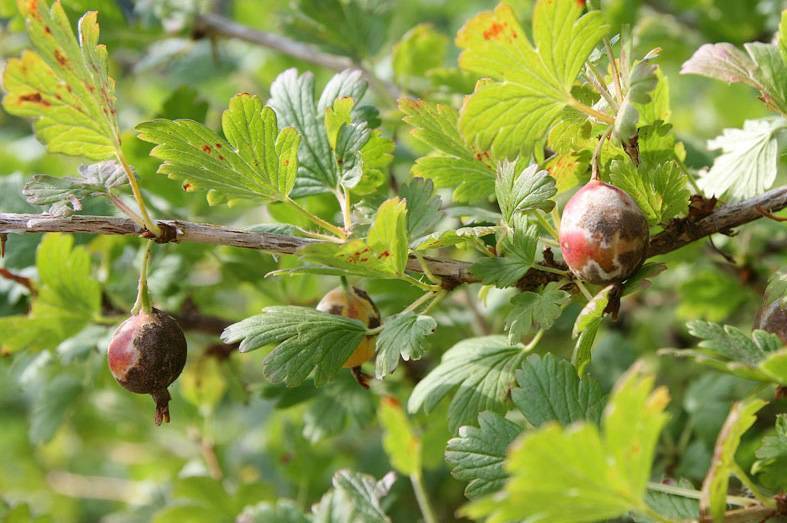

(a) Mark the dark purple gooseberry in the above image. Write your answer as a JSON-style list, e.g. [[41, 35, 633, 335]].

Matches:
[[107, 308, 187, 425]]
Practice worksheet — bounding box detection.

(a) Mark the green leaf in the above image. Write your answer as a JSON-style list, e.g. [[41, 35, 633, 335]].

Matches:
[[22, 160, 127, 216], [137, 94, 300, 205], [392, 24, 448, 87], [298, 198, 409, 278], [407, 335, 529, 432], [758, 348, 787, 384], [237, 500, 310, 523], [303, 373, 375, 442], [283, 0, 392, 60], [463, 365, 669, 523], [374, 312, 436, 379], [752, 414, 787, 489], [378, 398, 421, 476], [269, 69, 381, 196], [398, 178, 442, 240], [463, 369, 669, 523], [220, 306, 368, 387], [412, 226, 497, 251], [495, 161, 556, 225], [573, 318, 602, 377], [312, 470, 393, 523], [355, 129, 393, 195], [607, 158, 690, 225], [0, 233, 101, 353], [471, 223, 538, 288], [457, 2, 608, 157], [638, 480, 700, 523], [29, 374, 81, 444], [696, 118, 787, 200], [445, 412, 522, 499], [764, 271, 787, 304], [573, 284, 613, 338], [505, 282, 570, 343], [399, 97, 495, 203], [2, 0, 119, 159], [325, 97, 354, 150], [511, 354, 606, 428], [700, 398, 767, 522], [687, 320, 780, 365]]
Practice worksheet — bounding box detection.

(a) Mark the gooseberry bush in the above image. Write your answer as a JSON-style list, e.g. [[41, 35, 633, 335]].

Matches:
[[2, 0, 787, 522]]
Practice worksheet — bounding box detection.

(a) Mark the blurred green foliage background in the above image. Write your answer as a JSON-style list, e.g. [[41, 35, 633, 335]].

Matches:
[[1, 0, 786, 521]]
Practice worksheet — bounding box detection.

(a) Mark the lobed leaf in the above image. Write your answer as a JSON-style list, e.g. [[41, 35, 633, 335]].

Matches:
[[220, 306, 368, 387], [456, 1, 608, 157], [375, 312, 436, 378], [2, 0, 120, 159], [700, 398, 766, 522], [504, 282, 570, 343], [407, 335, 529, 432], [463, 364, 669, 523], [399, 97, 495, 203], [697, 118, 786, 200], [512, 354, 607, 428], [445, 412, 521, 499], [137, 94, 300, 206]]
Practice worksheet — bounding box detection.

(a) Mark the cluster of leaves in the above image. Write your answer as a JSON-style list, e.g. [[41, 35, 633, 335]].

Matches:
[[2, 1, 787, 523]]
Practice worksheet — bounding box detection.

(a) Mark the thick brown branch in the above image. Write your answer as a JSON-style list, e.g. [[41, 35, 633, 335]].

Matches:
[[647, 186, 787, 256], [1, 185, 785, 288], [193, 13, 401, 100]]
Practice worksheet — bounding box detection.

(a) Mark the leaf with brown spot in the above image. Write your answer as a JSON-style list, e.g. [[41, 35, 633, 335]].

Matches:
[[2, 1, 119, 160], [136, 93, 300, 205], [456, 2, 608, 157]]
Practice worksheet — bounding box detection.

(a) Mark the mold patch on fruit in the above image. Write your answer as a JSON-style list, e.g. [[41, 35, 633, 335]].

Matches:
[[108, 308, 188, 425], [559, 180, 649, 284]]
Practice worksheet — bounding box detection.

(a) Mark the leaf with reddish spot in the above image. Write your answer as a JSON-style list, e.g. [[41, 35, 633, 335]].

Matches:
[[291, 198, 409, 279], [456, 2, 608, 157], [136, 93, 300, 205], [2, 1, 119, 160]]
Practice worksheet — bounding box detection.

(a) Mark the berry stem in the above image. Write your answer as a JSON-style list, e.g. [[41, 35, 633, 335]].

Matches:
[[603, 37, 625, 105], [568, 99, 615, 125], [131, 241, 154, 315], [591, 128, 612, 182], [115, 149, 161, 237], [286, 197, 347, 239], [410, 471, 438, 523]]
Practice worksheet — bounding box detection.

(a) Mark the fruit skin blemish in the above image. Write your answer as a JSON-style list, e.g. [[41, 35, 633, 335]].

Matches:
[[560, 180, 649, 284]]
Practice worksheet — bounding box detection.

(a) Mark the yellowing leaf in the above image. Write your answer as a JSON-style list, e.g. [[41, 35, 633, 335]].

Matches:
[[378, 398, 421, 476], [457, 1, 608, 157], [2, 0, 119, 159], [463, 364, 669, 523]]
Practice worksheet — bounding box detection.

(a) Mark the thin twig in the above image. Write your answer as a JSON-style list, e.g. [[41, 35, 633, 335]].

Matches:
[[1, 185, 786, 288], [193, 13, 401, 100], [0, 267, 35, 293]]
